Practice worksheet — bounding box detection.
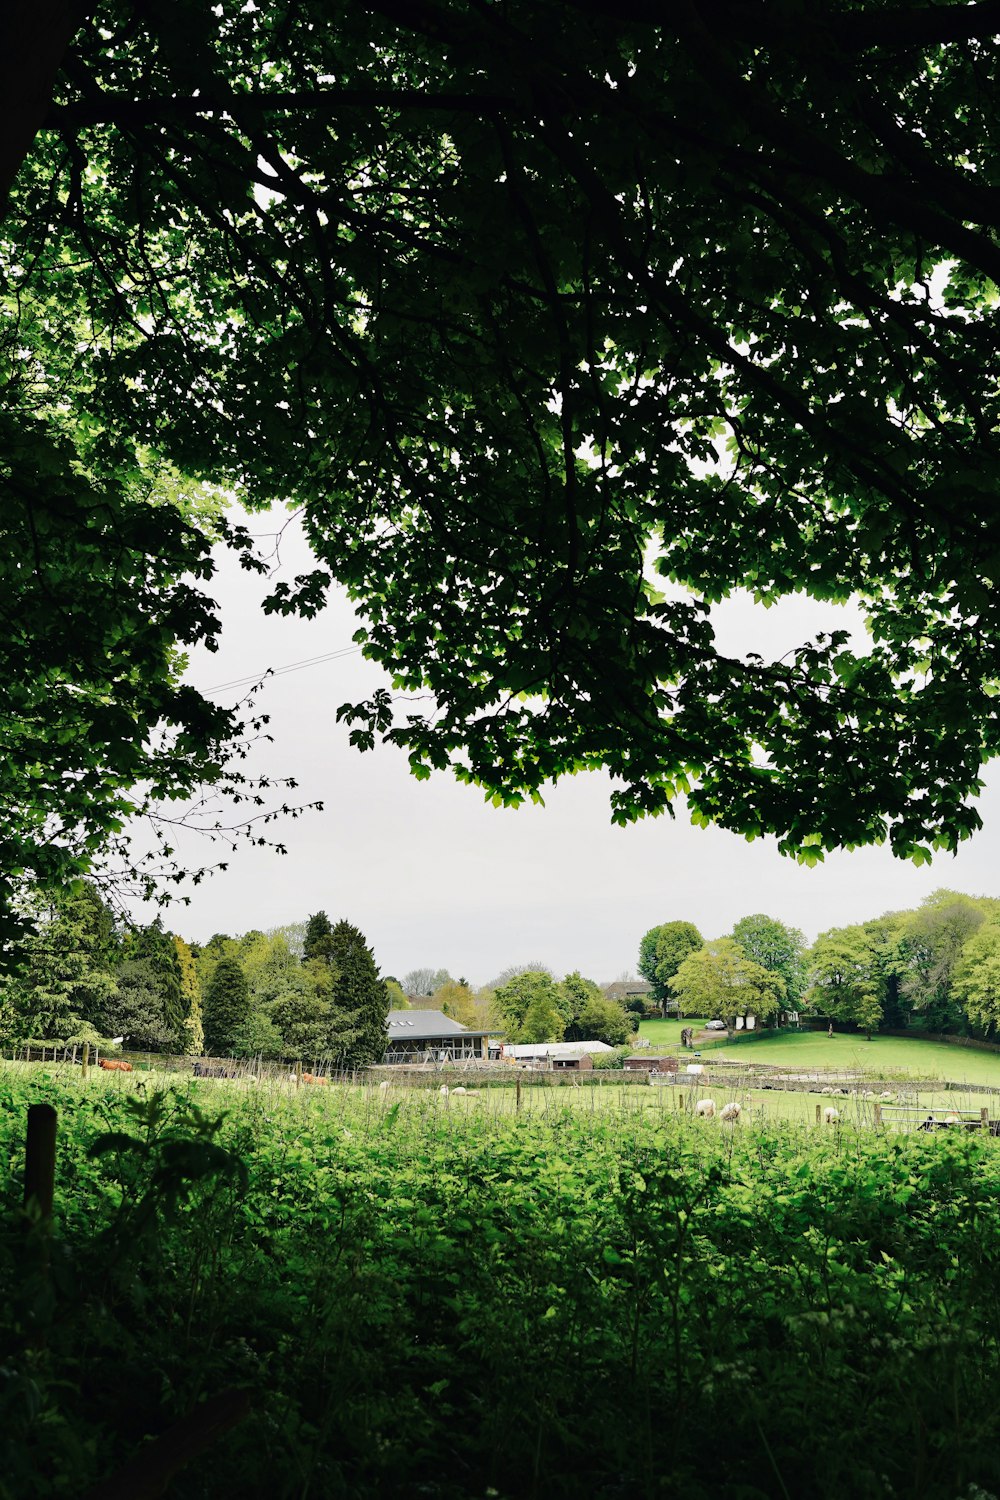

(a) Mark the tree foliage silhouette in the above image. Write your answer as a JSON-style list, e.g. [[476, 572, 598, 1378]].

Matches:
[[4, 0, 1000, 923]]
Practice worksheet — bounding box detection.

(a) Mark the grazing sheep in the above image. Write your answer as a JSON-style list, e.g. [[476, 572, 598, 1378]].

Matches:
[[378, 1080, 391, 1091], [720, 1101, 741, 1122], [880, 1091, 895, 1102], [823, 1107, 840, 1124], [451, 1086, 467, 1095], [821, 1086, 834, 1096], [438, 1085, 450, 1096], [695, 1098, 716, 1118], [944, 1112, 962, 1126]]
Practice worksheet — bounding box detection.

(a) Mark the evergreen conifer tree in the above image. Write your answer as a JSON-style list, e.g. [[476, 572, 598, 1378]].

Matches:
[[330, 921, 388, 1067], [203, 957, 250, 1056], [303, 912, 337, 968], [6, 883, 118, 1042], [174, 935, 205, 1055], [122, 919, 186, 1041]]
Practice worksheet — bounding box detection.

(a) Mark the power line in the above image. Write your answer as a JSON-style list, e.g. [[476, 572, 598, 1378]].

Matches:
[[204, 645, 362, 694]]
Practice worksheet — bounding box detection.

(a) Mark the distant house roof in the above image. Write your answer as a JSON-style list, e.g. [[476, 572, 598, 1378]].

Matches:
[[503, 1040, 614, 1059], [387, 1010, 490, 1041], [605, 980, 654, 998]]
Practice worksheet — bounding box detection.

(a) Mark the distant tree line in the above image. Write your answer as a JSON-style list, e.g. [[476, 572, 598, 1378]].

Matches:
[[639, 891, 1000, 1039], [398, 962, 634, 1047], [0, 891, 388, 1065]]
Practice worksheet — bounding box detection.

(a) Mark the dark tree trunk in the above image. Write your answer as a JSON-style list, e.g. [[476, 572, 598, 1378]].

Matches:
[[0, 1, 88, 212]]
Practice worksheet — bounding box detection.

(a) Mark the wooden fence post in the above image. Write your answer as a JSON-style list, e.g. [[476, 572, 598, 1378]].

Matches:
[[815, 1103, 821, 1125], [81, 1041, 89, 1080], [515, 1076, 522, 1113], [874, 1104, 882, 1128], [982, 1107, 989, 1130], [24, 1104, 57, 1220], [296, 1060, 303, 1088]]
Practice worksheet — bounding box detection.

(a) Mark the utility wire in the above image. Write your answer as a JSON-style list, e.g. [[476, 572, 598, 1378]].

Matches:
[[204, 645, 362, 694]]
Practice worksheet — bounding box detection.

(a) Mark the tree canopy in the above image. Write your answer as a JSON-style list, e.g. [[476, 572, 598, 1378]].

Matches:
[[671, 939, 785, 1028], [303, 912, 337, 970], [329, 920, 389, 1066], [731, 914, 807, 1004], [806, 925, 886, 1035], [203, 956, 251, 1056], [6, 0, 1000, 928], [898, 891, 988, 1031], [638, 922, 704, 1008], [953, 925, 1000, 1033]]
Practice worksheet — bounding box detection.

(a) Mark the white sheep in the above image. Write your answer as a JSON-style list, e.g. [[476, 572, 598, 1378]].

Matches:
[[695, 1098, 716, 1118], [720, 1101, 741, 1122], [439, 1085, 450, 1097], [880, 1091, 895, 1102], [823, 1107, 840, 1124], [451, 1086, 467, 1095], [944, 1112, 962, 1126], [378, 1080, 391, 1091]]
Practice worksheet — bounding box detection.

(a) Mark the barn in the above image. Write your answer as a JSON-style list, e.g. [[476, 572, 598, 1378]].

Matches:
[[623, 1055, 679, 1074], [384, 1010, 490, 1065]]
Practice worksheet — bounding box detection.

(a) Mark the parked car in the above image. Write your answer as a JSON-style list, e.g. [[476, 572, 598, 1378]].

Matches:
[[705, 1020, 727, 1031]]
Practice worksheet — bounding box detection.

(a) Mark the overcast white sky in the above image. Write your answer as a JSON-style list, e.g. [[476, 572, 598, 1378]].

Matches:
[[147, 509, 1000, 987]]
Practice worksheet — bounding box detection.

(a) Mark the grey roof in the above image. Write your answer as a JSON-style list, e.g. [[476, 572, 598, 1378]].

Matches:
[[387, 1009, 489, 1041]]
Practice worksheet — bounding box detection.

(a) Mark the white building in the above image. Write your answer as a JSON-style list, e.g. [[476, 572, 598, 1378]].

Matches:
[[495, 1040, 614, 1064]]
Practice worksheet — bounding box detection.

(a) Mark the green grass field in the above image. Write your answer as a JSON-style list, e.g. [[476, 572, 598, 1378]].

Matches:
[[637, 1018, 1000, 1085], [17, 1061, 993, 1134]]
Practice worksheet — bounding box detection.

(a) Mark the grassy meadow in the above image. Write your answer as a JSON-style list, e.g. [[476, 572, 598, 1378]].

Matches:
[[6, 1059, 1000, 1499], [486, 1075, 997, 1127], [638, 1017, 1000, 1084]]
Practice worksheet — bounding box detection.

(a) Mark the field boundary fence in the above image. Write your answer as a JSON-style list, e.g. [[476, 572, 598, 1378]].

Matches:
[[873, 1102, 995, 1133]]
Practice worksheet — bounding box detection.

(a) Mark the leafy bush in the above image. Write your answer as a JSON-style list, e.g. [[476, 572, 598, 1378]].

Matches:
[[592, 1046, 629, 1069]]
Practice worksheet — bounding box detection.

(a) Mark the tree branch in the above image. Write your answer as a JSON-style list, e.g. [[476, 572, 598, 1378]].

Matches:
[[45, 87, 519, 131]]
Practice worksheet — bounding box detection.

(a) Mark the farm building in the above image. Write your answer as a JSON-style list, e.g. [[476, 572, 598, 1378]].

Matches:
[[551, 1053, 594, 1071], [495, 1040, 614, 1068], [384, 1011, 490, 1065], [623, 1055, 679, 1074]]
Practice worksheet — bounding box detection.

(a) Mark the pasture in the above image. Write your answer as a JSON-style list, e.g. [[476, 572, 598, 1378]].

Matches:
[[472, 1077, 999, 1129], [6, 1061, 1000, 1498], [638, 1018, 1000, 1085]]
